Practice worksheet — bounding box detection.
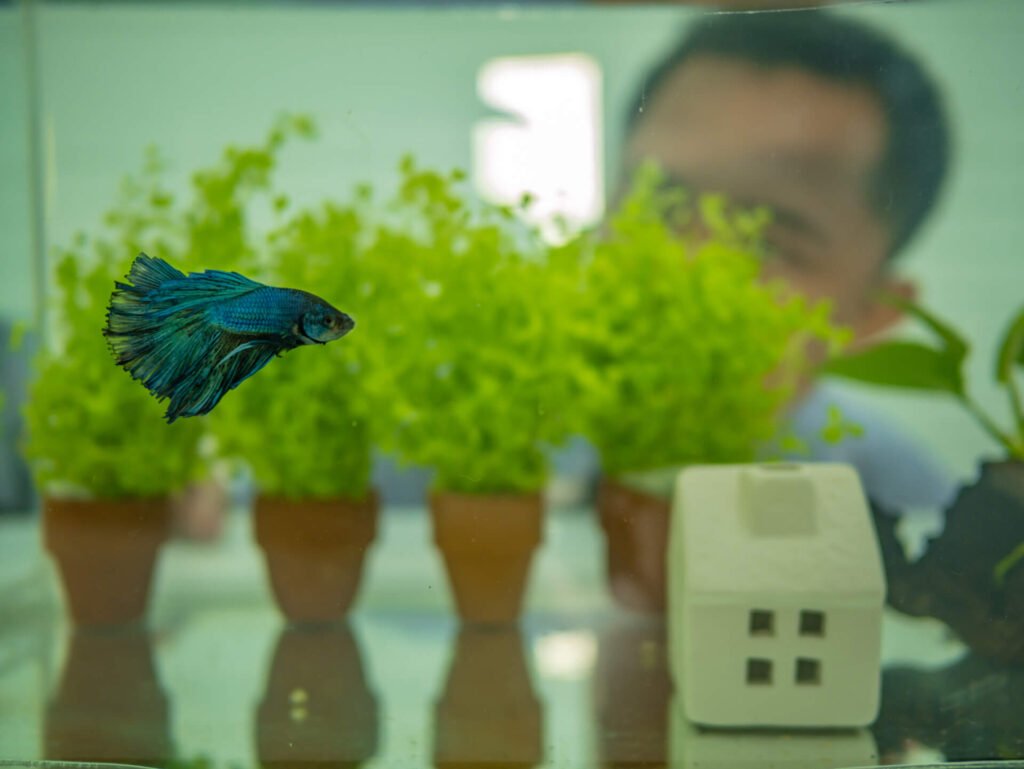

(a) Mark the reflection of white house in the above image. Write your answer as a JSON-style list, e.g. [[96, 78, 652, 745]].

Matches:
[[669, 695, 878, 769], [668, 463, 886, 728]]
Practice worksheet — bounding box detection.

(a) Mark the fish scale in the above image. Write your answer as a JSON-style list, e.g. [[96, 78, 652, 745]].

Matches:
[[211, 287, 315, 336]]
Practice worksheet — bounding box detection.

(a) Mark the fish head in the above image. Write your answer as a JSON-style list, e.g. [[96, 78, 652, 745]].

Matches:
[[300, 302, 355, 343]]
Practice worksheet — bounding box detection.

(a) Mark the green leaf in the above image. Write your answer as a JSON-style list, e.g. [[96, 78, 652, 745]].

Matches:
[[995, 305, 1024, 384], [887, 295, 969, 361], [820, 404, 864, 445], [823, 340, 964, 394]]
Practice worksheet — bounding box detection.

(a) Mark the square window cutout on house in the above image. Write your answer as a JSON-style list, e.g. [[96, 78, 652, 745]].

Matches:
[[749, 609, 774, 636], [796, 658, 821, 685], [799, 610, 825, 637], [746, 658, 772, 685]]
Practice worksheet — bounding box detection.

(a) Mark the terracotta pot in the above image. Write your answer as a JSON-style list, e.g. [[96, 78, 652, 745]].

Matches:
[[430, 491, 543, 624], [254, 492, 379, 625], [257, 624, 378, 768], [875, 460, 1024, 664], [45, 629, 171, 763], [169, 479, 228, 542], [43, 497, 171, 626], [596, 478, 671, 613], [433, 627, 542, 768]]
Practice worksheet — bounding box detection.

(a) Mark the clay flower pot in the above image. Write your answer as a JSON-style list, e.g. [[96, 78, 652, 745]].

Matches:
[[430, 491, 543, 624], [254, 492, 379, 625], [875, 460, 1024, 664], [596, 478, 671, 613], [434, 627, 543, 768], [43, 497, 171, 626], [169, 478, 228, 542], [257, 624, 378, 768], [45, 628, 172, 763]]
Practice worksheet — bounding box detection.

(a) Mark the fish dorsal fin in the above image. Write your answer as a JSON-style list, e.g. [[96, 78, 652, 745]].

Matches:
[[145, 267, 265, 316], [186, 268, 265, 293], [122, 253, 186, 292]]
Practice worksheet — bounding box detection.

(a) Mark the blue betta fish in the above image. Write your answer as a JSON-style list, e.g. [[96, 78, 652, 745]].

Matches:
[[104, 253, 354, 422]]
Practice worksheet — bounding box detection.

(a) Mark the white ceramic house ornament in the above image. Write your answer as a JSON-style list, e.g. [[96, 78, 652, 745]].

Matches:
[[668, 463, 886, 728]]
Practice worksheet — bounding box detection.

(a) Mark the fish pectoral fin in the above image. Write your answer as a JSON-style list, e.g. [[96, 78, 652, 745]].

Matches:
[[165, 335, 280, 421], [216, 339, 277, 368]]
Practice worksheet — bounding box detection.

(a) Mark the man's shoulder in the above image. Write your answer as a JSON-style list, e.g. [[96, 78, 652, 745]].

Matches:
[[785, 381, 958, 513]]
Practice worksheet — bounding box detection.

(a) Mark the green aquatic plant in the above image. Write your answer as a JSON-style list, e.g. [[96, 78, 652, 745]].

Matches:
[[364, 158, 577, 494], [825, 299, 1024, 461], [825, 300, 1024, 588], [564, 163, 847, 483], [162, 116, 380, 500], [21, 115, 317, 499], [169, 114, 381, 499], [22, 146, 205, 498], [178, 113, 317, 274], [22, 248, 204, 498], [212, 200, 377, 500]]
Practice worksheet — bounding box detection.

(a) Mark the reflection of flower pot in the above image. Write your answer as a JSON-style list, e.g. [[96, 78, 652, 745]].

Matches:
[[434, 627, 543, 768], [43, 497, 171, 626], [430, 492, 543, 624], [875, 461, 1024, 664], [45, 628, 172, 763], [254, 493, 379, 625], [594, 620, 671, 767], [257, 624, 378, 768], [596, 479, 670, 613]]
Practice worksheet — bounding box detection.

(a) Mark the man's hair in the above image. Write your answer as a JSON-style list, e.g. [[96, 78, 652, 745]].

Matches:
[[626, 11, 951, 258]]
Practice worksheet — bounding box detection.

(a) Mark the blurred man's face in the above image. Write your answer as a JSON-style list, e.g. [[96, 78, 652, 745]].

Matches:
[[625, 55, 912, 343]]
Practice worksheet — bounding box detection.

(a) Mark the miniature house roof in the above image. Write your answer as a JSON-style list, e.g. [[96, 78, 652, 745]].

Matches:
[[672, 463, 885, 605]]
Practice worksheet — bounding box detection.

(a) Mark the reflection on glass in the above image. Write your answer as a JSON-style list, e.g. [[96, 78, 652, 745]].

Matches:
[[593, 620, 671, 767], [256, 624, 378, 768], [669, 695, 877, 769], [433, 626, 543, 768], [875, 654, 1024, 763], [877, 461, 1024, 666], [44, 628, 172, 764]]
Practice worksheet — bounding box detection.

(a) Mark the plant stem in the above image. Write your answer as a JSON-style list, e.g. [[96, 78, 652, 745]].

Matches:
[[963, 393, 1018, 457], [1007, 371, 1024, 455]]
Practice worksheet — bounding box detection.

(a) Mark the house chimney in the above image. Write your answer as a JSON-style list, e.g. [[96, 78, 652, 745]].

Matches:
[[739, 464, 818, 537]]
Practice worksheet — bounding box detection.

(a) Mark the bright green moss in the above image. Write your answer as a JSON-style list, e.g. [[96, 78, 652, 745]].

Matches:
[[562, 162, 848, 477]]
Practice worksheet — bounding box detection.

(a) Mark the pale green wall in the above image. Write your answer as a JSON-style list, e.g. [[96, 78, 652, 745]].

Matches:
[[0, 5, 34, 324], [842, 0, 1024, 483], [3, 0, 1023, 484]]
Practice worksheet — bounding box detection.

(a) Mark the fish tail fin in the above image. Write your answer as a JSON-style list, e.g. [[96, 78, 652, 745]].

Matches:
[[104, 253, 189, 363], [104, 254, 277, 422]]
